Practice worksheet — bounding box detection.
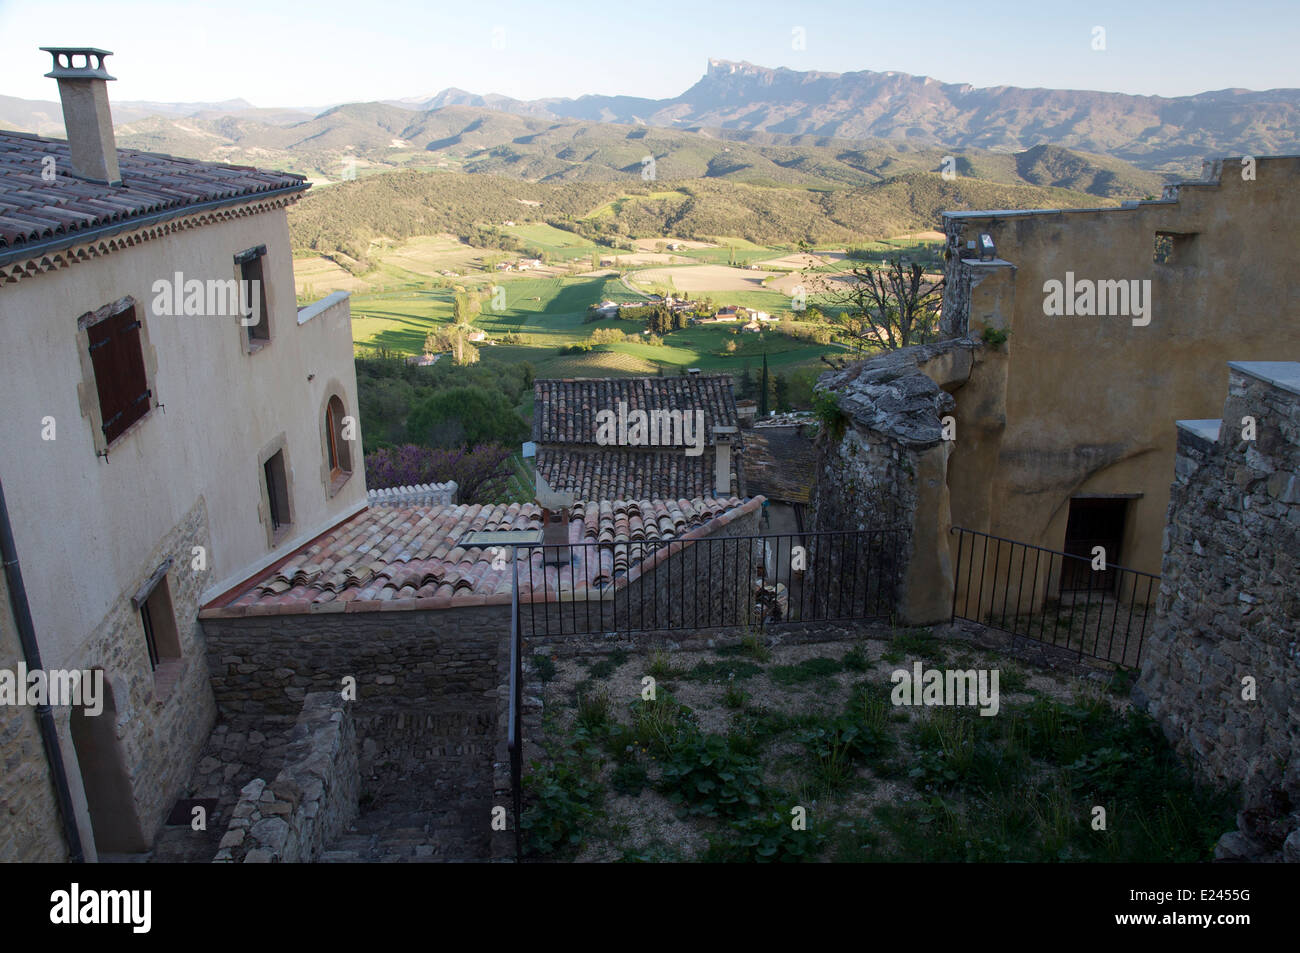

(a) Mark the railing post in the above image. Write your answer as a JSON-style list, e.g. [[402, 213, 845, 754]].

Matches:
[[508, 544, 522, 861]]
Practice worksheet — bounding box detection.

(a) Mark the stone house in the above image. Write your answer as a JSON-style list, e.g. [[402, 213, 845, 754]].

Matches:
[[532, 373, 744, 499], [0, 49, 366, 861]]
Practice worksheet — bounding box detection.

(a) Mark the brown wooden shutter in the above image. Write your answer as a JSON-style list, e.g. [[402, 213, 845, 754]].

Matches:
[[89, 305, 151, 443]]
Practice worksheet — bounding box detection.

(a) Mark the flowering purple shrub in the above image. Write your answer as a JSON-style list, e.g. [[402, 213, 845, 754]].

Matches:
[[365, 443, 515, 503]]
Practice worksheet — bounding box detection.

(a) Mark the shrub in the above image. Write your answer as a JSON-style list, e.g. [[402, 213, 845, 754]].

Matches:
[[521, 749, 603, 857], [657, 731, 764, 819], [705, 809, 826, 862]]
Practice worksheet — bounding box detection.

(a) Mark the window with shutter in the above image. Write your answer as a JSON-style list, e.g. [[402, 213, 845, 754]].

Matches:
[[236, 245, 270, 344], [88, 304, 151, 444]]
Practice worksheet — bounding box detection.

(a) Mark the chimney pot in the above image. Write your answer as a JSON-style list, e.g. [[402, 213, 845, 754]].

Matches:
[[41, 46, 121, 186]]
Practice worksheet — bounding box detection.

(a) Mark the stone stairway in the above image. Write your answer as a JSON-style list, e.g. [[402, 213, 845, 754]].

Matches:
[[321, 712, 500, 863]]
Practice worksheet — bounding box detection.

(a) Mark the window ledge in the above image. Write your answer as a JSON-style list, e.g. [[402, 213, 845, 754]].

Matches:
[[327, 470, 353, 498], [151, 658, 187, 705], [247, 338, 271, 354], [270, 524, 294, 547]]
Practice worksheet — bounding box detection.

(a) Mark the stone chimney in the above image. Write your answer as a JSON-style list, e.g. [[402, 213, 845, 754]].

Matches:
[[42, 47, 121, 185], [713, 426, 737, 495]]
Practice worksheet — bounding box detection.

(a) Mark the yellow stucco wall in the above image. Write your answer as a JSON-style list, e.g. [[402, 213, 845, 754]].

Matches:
[[943, 157, 1300, 585]]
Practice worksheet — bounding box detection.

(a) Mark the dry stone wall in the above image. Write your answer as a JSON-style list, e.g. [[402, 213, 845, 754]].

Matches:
[[1136, 363, 1300, 863], [213, 692, 358, 863]]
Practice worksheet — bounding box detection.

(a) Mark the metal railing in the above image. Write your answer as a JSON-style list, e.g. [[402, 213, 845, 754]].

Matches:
[[508, 530, 905, 637], [950, 527, 1160, 667], [504, 527, 906, 858]]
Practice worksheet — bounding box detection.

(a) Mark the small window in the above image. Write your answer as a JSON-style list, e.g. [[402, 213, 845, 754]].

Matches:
[[1153, 231, 1195, 266], [235, 245, 270, 345], [264, 449, 292, 536], [325, 395, 353, 482], [139, 576, 181, 672], [87, 303, 151, 443]]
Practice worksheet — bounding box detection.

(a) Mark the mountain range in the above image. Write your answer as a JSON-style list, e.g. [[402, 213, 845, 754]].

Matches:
[[6, 59, 1292, 179]]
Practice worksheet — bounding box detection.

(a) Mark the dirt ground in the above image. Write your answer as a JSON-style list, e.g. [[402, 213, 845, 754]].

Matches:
[[528, 628, 1118, 862]]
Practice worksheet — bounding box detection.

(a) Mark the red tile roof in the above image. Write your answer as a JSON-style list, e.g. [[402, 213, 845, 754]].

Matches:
[[201, 496, 764, 616], [535, 446, 719, 500], [0, 131, 307, 266], [743, 426, 817, 504], [533, 375, 739, 445]]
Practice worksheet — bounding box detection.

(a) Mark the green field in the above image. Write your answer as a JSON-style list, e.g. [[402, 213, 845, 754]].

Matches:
[[502, 223, 607, 260], [338, 227, 912, 380]]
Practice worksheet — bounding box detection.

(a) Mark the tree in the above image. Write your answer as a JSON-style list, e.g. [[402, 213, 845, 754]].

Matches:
[[406, 386, 528, 449], [423, 325, 480, 365], [759, 353, 770, 417], [452, 290, 480, 325], [823, 256, 944, 350], [774, 373, 790, 412], [740, 362, 756, 400]]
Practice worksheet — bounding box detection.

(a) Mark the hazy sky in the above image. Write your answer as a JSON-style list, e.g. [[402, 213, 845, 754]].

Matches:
[[1, 0, 1296, 107]]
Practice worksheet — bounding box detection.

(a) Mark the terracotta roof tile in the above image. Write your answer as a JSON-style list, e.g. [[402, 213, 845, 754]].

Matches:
[[744, 426, 817, 504], [0, 131, 307, 265], [533, 376, 739, 445], [213, 496, 762, 614]]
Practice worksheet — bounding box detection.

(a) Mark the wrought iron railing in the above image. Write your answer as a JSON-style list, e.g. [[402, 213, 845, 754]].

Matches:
[[950, 527, 1159, 667], [504, 527, 906, 858]]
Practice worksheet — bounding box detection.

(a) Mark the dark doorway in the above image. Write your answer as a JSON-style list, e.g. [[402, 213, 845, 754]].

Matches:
[[69, 674, 148, 853], [1061, 497, 1128, 593]]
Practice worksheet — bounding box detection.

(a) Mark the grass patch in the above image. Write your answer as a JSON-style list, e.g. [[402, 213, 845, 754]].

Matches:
[[768, 656, 843, 686], [682, 659, 765, 683]]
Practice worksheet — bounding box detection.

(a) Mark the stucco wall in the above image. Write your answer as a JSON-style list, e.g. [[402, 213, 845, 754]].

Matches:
[[941, 157, 1300, 578], [0, 204, 367, 672], [0, 200, 365, 855]]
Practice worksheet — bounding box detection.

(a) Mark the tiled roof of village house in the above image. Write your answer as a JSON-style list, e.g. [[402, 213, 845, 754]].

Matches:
[[536, 446, 720, 500], [533, 376, 739, 445], [201, 496, 764, 616], [0, 130, 308, 266], [743, 426, 816, 504]]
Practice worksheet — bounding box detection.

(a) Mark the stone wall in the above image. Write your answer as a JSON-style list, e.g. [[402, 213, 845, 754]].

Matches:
[[213, 693, 358, 863], [0, 575, 68, 862], [814, 343, 974, 624], [201, 604, 508, 718], [72, 496, 218, 848], [201, 603, 510, 860], [1136, 362, 1300, 863]]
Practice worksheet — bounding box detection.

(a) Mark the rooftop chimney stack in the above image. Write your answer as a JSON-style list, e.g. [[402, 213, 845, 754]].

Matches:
[[42, 47, 121, 186]]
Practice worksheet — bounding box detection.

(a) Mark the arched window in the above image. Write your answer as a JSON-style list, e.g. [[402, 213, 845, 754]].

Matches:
[[325, 395, 352, 480]]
